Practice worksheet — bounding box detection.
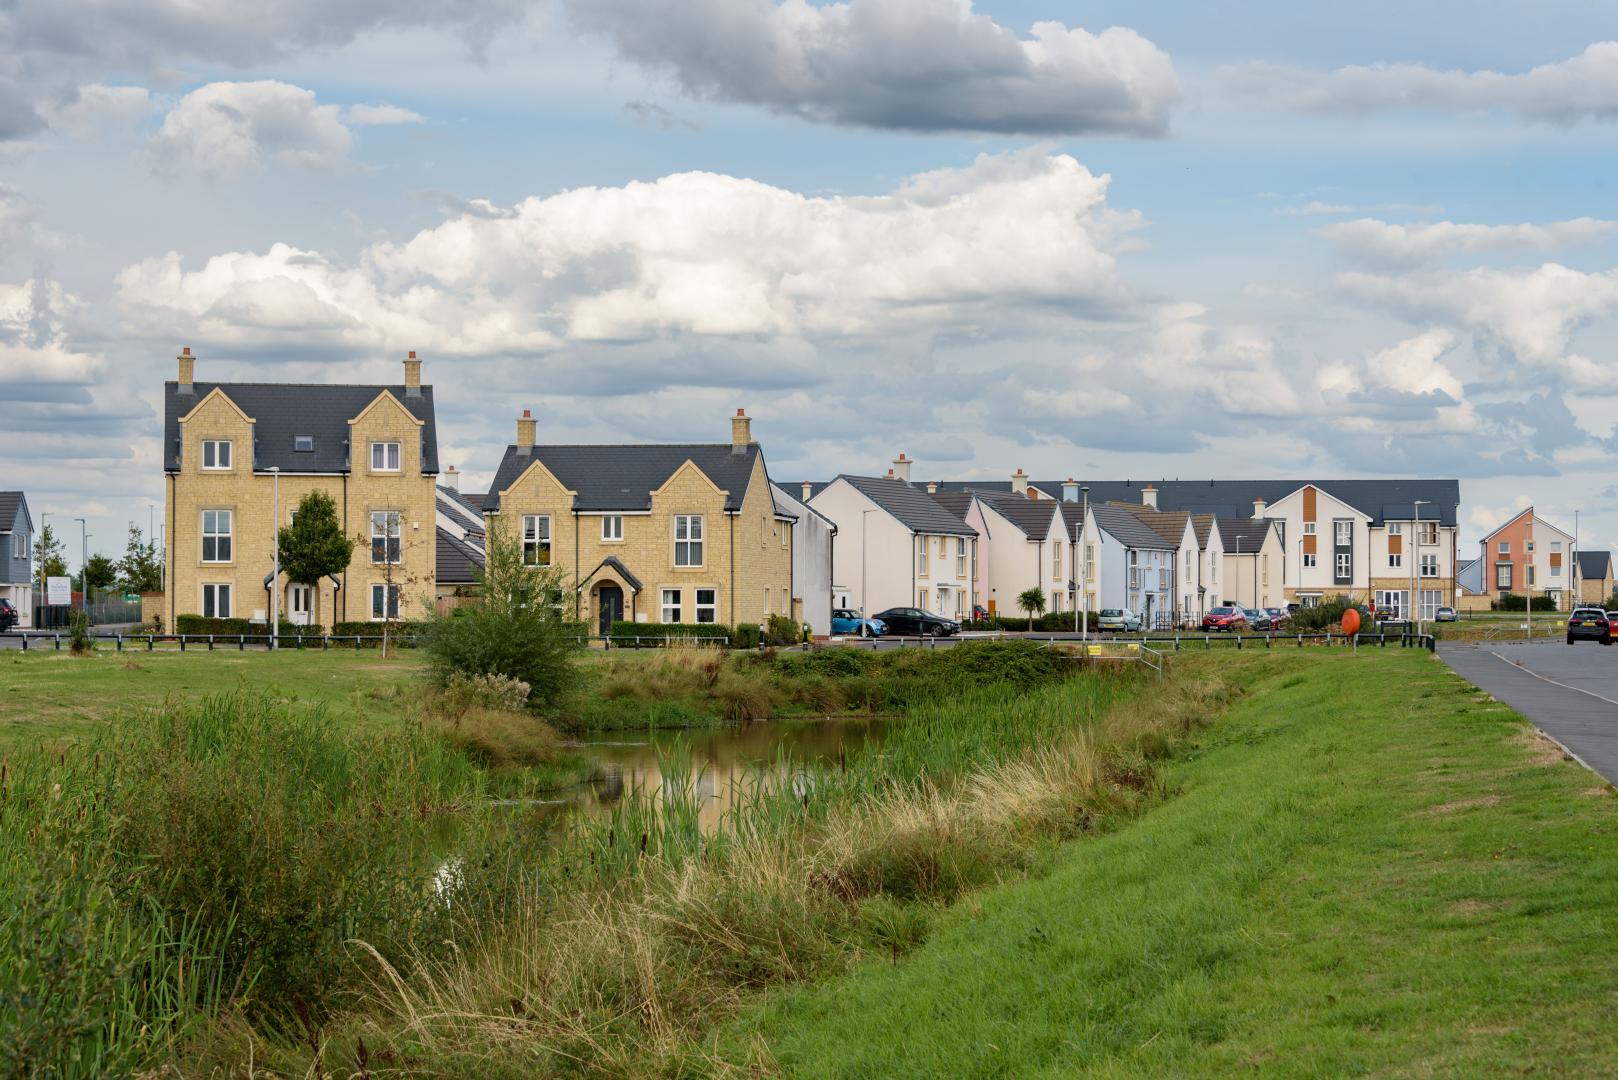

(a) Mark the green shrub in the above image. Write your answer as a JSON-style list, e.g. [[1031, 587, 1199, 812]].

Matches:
[[763, 614, 803, 646], [331, 619, 425, 638], [438, 671, 531, 714], [609, 621, 738, 645], [69, 611, 94, 654], [174, 614, 326, 638], [1491, 593, 1557, 612], [1287, 596, 1365, 631], [732, 622, 762, 649]]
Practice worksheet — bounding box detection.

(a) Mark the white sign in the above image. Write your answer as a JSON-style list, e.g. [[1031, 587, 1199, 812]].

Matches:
[[46, 576, 71, 606]]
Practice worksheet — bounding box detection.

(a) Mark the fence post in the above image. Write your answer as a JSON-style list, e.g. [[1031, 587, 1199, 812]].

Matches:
[[116, 634, 123, 652], [18, 635, 26, 652], [147, 635, 154, 651], [54, 633, 61, 651]]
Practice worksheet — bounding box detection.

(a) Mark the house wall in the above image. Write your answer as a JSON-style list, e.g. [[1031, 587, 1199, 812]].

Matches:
[[814, 481, 913, 617], [1222, 530, 1285, 609], [165, 389, 437, 631], [1580, 564, 1614, 604], [1198, 525, 1224, 614], [772, 485, 834, 636], [913, 530, 974, 619], [1, 499, 31, 626]]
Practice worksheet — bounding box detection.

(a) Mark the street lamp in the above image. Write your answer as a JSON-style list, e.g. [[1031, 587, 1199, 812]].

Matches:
[[859, 508, 875, 639], [1077, 486, 1090, 642], [1411, 499, 1428, 636], [269, 467, 280, 651], [74, 518, 87, 613]]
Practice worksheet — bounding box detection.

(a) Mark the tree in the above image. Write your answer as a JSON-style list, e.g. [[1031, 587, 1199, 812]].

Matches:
[[278, 492, 355, 628], [77, 554, 118, 594], [355, 510, 425, 658], [117, 525, 163, 593], [33, 525, 66, 580], [1017, 586, 1047, 631]]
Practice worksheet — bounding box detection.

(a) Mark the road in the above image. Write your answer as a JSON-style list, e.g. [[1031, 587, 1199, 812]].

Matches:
[[1440, 641, 1618, 785]]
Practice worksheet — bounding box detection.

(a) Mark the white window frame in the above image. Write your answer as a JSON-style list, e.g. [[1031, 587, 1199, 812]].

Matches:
[[1496, 563, 1512, 589], [1420, 553, 1439, 578], [293, 435, 315, 453], [1388, 522, 1402, 536], [201, 439, 232, 471], [1389, 552, 1402, 569], [522, 515, 551, 566], [1334, 521, 1352, 546], [916, 535, 928, 577], [370, 583, 400, 621], [674, 515, 704, 568], [1376, 589, 1408, 620], [371, 510, 402, 565], [1303, 522, 1316, 536], [1051, 540, 1061, 579], [1303, 553, 1317, 569], [695, 588, 717, 624], [1498, 541, 1510, 555], [202, 582, 231, 619], [1335, 552, 1351, 578], [1420, 522, 1438, 545], [12, 531, 24, 559], [601, 515, 624, 542], [959, 538, 969, 578], [201, 509, 233, 564], [370, 441, 401, 472], [1420, 589, 1442, 621], [662, 587, 682, 623]]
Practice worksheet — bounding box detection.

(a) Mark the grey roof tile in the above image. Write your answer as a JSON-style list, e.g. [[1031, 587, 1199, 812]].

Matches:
[[1030, 479, 1461, 528], [1217, 517, 1275, 550], [839, 475, 976, 536], [977, 491, 1060, 540], [436, 527, 484, 585], [484, 443, 762, 513], [0, 492, 27, 532], [1577, 549, 1613, 579], [1092, 503, 1177, 550]]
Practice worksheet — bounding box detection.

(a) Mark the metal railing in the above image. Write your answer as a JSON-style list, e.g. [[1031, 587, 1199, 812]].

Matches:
[[4, 630, 424, 652]]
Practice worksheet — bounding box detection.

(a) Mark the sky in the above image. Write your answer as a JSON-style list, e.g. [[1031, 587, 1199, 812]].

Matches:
[[3, 0, 1618, 570]]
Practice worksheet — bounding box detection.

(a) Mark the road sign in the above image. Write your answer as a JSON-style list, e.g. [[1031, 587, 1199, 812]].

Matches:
[[46, 576, 71, 606]]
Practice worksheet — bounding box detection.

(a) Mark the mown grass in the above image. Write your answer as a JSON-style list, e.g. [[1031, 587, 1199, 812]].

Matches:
[[725, 649, 1618, 1077]]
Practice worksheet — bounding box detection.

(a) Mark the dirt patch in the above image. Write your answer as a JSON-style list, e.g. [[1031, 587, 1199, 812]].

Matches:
[[1449, 899, 1495, 916], [1515, 730, 1567, 768], [1582, 786, 1614, 799], [1420, 794, 1503, 817]]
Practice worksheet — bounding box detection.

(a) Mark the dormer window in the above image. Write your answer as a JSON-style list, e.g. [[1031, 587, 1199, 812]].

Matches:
[[294, 435, 315, 453], [201, 440, 232, 470]]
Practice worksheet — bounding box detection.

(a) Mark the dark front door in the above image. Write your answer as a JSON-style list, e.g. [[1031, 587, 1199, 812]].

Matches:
[[597, 584, 624, 636]]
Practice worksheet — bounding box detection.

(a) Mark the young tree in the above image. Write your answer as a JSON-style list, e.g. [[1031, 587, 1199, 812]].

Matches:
[[356, 510, 424, 659], [1017, 586, 1047, 631], [278, 492, 355, 628], [77, 554, 118, 594], [116, 525, 164, 593], [33, 524, 66, 580]]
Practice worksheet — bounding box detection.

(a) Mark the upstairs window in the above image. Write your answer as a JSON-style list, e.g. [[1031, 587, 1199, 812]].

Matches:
[[293, 435, 315, 453], [916, 535, 928, 576], [601, 515, 623, 542], [370, 441, 401, 472], [1420, 522, 1438, 545], [1498, 541, 1510, 555], [201, 510, 232, 563], [958, 538, 969, 578], [522, 515, 551, 566], [12, 531, 24, 559], [674, 515, 704, 567], [370, 510, 402, 564], [1334, 521, 1352, 546], [1388, 522, 1402, 536], [201, 440, 231, 470], [1421, 554, 1439, 578], [1303, 522, 1316, 535]]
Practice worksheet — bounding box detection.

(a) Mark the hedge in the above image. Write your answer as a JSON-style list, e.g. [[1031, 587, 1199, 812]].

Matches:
[[1491, 593, 1558, 612], [607, 620, 760, 648], [174, 615, 323, 637]]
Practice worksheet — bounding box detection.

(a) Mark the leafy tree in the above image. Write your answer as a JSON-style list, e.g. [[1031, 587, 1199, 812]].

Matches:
[[33, 524, 66, 580], [117, 525, 163, 593], [77, 554, 118, 594], [278, 492, 355, 628], [1017, 586, 1047, 631]]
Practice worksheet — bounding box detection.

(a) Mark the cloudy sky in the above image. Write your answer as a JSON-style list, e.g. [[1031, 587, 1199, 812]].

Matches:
[[4, 0, 1618, 567]]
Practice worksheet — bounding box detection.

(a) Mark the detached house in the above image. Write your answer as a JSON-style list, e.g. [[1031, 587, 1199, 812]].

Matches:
[[0, 491, 33, 626], [163, 349, 439, 630], [481, 408, 793, 635], [1578, 550, 1614, 606]]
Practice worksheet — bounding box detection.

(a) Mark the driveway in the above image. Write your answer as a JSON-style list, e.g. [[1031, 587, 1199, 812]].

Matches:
[[1440, 641, 1618, 785]]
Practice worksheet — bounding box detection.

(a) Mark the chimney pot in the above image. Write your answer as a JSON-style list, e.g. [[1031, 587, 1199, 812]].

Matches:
[[1011, 468, 1028, 496], [731, 408, 753, 452], [177, 347, 195, 391], [516, 409, 537, 453], [1142, 484, 1158, 510]]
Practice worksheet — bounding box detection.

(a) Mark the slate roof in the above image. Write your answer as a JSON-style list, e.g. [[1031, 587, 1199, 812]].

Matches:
[[436, 527, 485, 586], [770, 484, 832, 529], [439, 485, 486, 523], [0, 491, 28, 532], [436, 487, 485, 536], [1113, 505, 1190, 547], [164, 382, 439, 474], [1577, 550, 1613, 580], [1092, 503, 1177, 550], [580, 555, 643, 594], [483, 444, 762, 513], [1217, 517, 1275, 552], [838, 475, 976, 536], [978, 491, 1060, 540], [1190, 513, 1217, 549], [928, 491, 978, 526], [1029, 479, 1460, 528]]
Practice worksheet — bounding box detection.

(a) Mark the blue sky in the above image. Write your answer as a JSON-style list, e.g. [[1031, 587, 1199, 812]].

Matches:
[[3, 0, 1617, 567]]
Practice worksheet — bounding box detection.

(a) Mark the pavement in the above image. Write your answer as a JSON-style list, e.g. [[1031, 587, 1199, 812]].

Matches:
[[1439, 640, 1618, 785]]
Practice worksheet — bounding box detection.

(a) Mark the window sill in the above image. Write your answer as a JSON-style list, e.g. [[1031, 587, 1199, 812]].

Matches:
[[199, 562, 236, 568], [671, 565, 707, 572]]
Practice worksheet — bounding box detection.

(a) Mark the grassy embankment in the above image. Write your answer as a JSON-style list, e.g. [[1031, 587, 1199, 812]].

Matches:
[[726, 648, 1618, 1077]]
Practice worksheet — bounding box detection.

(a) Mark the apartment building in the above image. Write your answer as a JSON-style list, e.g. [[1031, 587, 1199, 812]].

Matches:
[[162, 349, 439, 629], [481, 408, 794, 634], [1473, 508, 1578, 610]]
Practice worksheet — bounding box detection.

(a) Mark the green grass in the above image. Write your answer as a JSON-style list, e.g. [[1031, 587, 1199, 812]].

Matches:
[[725, 649, 1618, 1077], [0, 649, 425, 746]]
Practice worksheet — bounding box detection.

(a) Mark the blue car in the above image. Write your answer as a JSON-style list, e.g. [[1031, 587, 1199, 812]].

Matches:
[[831, 608, 886, 637]]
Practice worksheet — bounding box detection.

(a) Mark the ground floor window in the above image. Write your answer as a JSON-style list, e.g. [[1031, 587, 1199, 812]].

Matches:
[[1420, 589, 1443, 621], [662, 588, 681, 623], [371, 583, 400, 620], [695, 588, 717, 623], [202, 583, 231, 618], [1299, 593, 1321, 608], [1376, 589, 1408, 619]]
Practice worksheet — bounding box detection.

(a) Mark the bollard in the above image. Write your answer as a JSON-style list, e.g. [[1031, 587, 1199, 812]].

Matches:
[[116, 634, 123, 652]]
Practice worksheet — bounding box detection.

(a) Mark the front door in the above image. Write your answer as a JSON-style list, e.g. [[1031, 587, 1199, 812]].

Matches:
[[288, 584, 313, 626], [597, 584, 624, 636]]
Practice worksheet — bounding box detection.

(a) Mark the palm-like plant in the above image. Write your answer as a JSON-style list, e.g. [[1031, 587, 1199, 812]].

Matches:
[[1017, 587, 1047, 631]]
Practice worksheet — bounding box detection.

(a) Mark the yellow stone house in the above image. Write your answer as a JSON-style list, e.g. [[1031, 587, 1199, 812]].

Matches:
[[480, 408, 795, 634], [162, 348, 440, 630]]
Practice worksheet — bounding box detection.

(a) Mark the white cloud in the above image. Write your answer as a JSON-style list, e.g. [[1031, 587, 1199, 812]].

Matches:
[[566, 0, 1180, 136], [344, 103, 425, 125], [148, 81, 353, 177], [0, 279, 106, 389], [1319, 217, 1618, 266], [1274, 200, 1440, 217], [1218, 41, 1618, 126], [116, 149, 1137, 351], [38, 83, 156, 138]]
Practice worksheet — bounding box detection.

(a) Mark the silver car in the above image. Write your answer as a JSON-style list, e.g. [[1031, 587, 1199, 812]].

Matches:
[[1097, 608, 1142, 632]]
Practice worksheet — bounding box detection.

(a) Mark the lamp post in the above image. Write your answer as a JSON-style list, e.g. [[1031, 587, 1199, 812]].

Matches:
[[1574, 509, 1580, 606], [36, 512, 49, 623], [859, 508, 875, 638], [74, 518, 87, 613], [1078, 486, 1090, 642], [1411, 500, 1428, 635], [269, 467, 280, 651]]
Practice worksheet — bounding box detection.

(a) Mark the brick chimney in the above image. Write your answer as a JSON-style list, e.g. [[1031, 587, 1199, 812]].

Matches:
[[1253, 496, 1266, 517], [926, 480, 938, 494], [444, 464, 459, 491], [801, 481, 813, 503], [177, 346, 194, 392], [891, 452, 912, 483], [1011, 468, 1028, 496], [1142, 484, 1158, 510], [730, 408, 753, 454], [403, 350, 422, 396], [516, 409, 536, 455]]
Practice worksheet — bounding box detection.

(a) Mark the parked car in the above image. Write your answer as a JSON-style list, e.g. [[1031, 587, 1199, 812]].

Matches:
[[1201, 605, 1246, 632], [971, 604, 989, 621], [1097, 608, 1143, 632], [1242, 607, 1273, 630], [873, 608, 959, 636], [1264, 607, 1288, 628], [0, 599, 15, 632], [1434, 606, 1459, 623], [830, 608, 886, 637], [1566, 608, 1613, 645]]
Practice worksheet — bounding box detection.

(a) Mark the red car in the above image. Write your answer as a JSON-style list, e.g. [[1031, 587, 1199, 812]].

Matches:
[[1202, 605, 1247, 632]]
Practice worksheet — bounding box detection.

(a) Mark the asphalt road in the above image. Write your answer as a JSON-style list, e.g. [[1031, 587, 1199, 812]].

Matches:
[[1440, 641, 1618, 785]]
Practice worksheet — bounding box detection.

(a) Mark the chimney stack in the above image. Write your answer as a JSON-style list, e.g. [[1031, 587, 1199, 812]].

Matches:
[[926, 480, 938, 494], [177, 346, 194, 392], [1253, 496, 1266, 518], [1142, 484, 1158, 510], [516, 409, 536, 454], [403, 350, 422, 396], [801, 481, 813, 503], [1062, 477, 1078, 502], [885, 468, 895, 479], [731, 408, 752, 453], [444, 464, 460, 491], [891, 452, 912, 483], [1011, 468, 1028, 496]]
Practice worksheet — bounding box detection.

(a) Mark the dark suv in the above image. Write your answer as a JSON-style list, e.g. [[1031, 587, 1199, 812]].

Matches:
[[0, 599, 16, 632], [873, 608, 960, 637], [1566, 608, 1613, 645]]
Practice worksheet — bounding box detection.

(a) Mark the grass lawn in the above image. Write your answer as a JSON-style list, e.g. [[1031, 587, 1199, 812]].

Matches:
[[725, 648, 1618, 1077], [0, 648, 425, 746]]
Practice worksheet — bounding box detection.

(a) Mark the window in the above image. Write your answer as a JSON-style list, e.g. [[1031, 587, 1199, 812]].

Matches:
[[674, 515, 704, 567], [959, 538, 969, 578], [601, 515, 623, 542], [762, 516, 768, 548], [1376, 590, 1407, 619], [371, 584, 400, 621], [1526, 540, 1535, 553], [201, 440, 231, 470], [370, 441, 401, 471], [916, 535, 928, 577], [202, 583, 231, 618], [371, 510, 402, 564], [1498, 541, 1510, 555], [918, 590, 927, 608], [522, 515, 550, 566], [1334, 521, 1352, 546], [1420, 523, 1438, 545], [1158, 568, 1169, 590], [695, 588, 717, 624], [1389, 552, 1402, 568], [1303, 553, 1316, 568], [1420, 589, 1442, 621], [661, 588, 682, 622], [1335, 553, 1351, 578], [293, 435, 315, 453], [1303, 522, 1316, 535], [1084, 544, 1095, 584], [971, 541, 978, 583], [763, 588, 771, 615], [782, 587, 789, 614], [1128, 549, 1139, 590], [201, 510, 232, 563], [12, 531, 24, 559], [1421, 554, 1438, 578], [1388, 523, 1402, 536], [1262, 554, 1269, 585], [1496, 563, 1512, 588], [1052, 540, 1061, 579], [1527, 565, 1536, 586]]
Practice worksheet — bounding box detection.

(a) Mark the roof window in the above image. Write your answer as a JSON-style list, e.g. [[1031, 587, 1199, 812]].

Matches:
[[294, 435, 315, 452]]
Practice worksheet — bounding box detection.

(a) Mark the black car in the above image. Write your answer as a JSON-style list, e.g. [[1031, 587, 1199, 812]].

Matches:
[[0, 598, 15, 632], [1566, 608, 1613, 645], [873, 607, 960, 637]]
